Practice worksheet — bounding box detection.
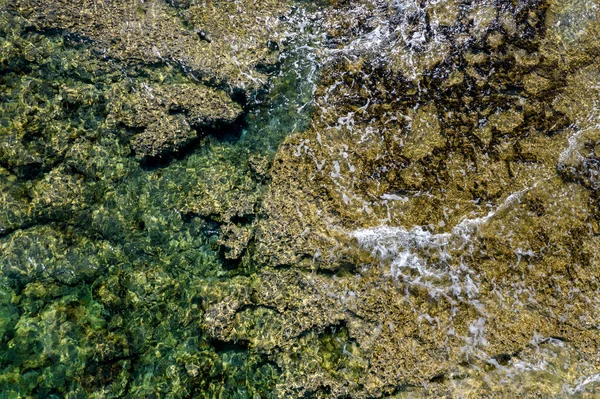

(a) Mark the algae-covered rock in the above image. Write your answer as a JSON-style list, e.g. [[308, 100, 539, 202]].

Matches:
[[2, 0, 600, 397], [488, 108, 525, 135], [30, 166, 96, 221], [559, 128, 600, 189], [0, 179, 31, 236], [204, 0, 600, 397], [218, 223, 253, 260], [109, 81, 244, 159], [0, 225, 116, 285], [248, 153, 272, 181], [182, 0, 287, 78], [11, 0, 289, 92], [542, 0, 600, 69], [131, 114, 197, 159], [179, 146, 263, 225], [108, 82, 243, 130], [0, 0, 295, 396], [401, 102, 445, 161], [0, 71, 105, 179]]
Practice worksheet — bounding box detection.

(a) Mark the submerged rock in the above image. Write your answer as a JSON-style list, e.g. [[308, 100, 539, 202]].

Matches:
[[109, 82, 243, 130], [2, 0, 600, 397], [401, 102, 445, 161], [130, 114, 197, 159], [109, 82, 243, 159], [0, 225, 115, 285], [10, 0, 288, 92], [205, 0, 600, 397]]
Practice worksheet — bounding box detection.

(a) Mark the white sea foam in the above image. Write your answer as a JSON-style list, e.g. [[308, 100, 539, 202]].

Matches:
[[350, 179, 553, 361], [564, 373, 600, 395], [351, 178, 545, 297]]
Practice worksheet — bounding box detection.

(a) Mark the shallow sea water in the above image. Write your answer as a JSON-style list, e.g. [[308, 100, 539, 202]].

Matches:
[[1, 0, 600, 398], [0, 4, 318, 397]]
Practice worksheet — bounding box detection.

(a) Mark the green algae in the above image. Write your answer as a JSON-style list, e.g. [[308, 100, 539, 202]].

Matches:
[[2, 0, 600, 398], [0, 0, 324, 395], [0, 1, 299, 397]]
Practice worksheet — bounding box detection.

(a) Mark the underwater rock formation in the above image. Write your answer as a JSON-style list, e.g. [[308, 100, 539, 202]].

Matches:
[[237, 0, 600, 396], [109, 82, 243, 159], [9, 0, 285, 92], [130, 114, 197, 159], [1, 0, 600, 398]]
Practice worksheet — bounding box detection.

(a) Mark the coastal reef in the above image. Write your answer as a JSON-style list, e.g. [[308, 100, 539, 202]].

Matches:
[[1, 0, 600, 398]]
